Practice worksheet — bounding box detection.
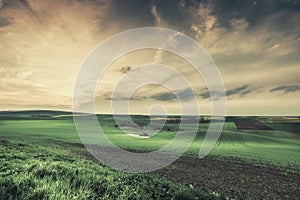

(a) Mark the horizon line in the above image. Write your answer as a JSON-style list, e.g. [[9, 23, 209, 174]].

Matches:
[[0, 109, 299, 117]]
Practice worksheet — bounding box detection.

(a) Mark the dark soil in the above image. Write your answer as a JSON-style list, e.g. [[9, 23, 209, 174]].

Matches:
[[234, 120, 273, 130], [58, 140, 300, 200], [153, 155, 299, 199]]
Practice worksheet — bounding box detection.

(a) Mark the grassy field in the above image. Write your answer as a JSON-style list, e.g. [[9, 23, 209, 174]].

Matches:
[[0, 111, 299, 199]]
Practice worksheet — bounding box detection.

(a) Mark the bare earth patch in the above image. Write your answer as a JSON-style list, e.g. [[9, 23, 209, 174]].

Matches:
[[234, 120, 273, 130], [59, 141, 300, 200], [153, 155, 299, 199]]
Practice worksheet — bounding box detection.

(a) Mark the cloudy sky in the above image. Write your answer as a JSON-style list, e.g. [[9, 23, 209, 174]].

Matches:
[[0, 0, 299, 115]]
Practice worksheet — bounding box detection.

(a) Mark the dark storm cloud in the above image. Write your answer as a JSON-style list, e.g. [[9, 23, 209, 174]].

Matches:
[[103, 96, 147, 101], [198, 90, 224, 100], [199, 85, 254, 99], [151, 88, 196, 102], [226, 85, 253, 96], [151, 92, 176, 101], [177, 88, 196, 101], [101, 91, 147, 101], [270, 85, 300, 93], [151, 85, 256, 101]]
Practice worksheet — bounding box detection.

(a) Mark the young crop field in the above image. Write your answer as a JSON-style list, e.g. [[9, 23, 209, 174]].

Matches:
[[0, 111, 299, 199]]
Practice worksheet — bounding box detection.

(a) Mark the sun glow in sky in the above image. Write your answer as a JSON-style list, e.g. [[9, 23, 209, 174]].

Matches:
[[0, 0, 299, 115]]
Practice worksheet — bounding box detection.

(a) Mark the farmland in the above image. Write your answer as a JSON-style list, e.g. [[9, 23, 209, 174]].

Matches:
[[0, 110, 299, 199]]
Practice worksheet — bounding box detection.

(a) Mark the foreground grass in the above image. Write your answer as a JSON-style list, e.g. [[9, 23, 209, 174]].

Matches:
[[0, 138, 222, 200], [0, 113, 299, 199]]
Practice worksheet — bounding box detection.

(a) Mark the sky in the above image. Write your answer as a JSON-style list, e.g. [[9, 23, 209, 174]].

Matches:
[[0, 0, 299, 115]]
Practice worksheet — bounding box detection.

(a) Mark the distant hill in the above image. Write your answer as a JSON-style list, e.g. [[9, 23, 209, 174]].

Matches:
[[0, 110, 73, 120]]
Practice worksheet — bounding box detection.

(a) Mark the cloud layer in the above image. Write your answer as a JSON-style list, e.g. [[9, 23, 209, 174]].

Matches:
[[0, 0, 299, 115]]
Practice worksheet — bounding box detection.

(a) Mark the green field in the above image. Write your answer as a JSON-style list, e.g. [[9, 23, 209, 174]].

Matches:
[[0, 111, 299, 199]]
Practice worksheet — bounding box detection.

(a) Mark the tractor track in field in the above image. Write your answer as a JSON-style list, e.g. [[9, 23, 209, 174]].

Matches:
[[229, 134, 236, 146], [215, 137, 221, 147], [193, 131, 206, 143], [233, 132, 249, 147], [215, 132, 249, 147]]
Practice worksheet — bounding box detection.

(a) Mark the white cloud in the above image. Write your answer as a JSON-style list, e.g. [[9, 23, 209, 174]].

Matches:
[[151, 4, 162, 27], [229, 18, 249, 31], [0, 0, 110, 108], [0, 0, 299, 115]]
